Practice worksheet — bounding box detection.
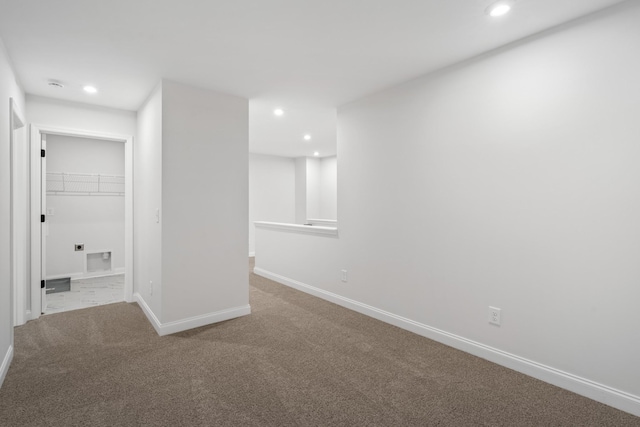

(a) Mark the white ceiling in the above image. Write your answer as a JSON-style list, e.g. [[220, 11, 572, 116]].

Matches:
[[0, 0, 626, 157]]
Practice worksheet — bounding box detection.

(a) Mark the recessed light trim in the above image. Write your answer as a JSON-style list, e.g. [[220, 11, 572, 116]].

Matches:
[[313, 151, 319, 157], [83, 85, 98, 94], [273, 108, 284, 116], [304, 134, 311, 141], [487, 2, 511, 17]]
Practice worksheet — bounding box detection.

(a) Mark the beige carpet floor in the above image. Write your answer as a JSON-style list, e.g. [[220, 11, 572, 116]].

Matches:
[[1, 259, 638, 426]]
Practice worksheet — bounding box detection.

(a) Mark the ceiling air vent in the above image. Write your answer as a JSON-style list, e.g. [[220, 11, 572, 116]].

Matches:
[[48, 80, 64, 88]]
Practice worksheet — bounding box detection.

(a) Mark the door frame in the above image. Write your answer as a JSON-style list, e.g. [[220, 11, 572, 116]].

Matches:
[[9, 98, 26, 329], [29, 124, 134, 320]]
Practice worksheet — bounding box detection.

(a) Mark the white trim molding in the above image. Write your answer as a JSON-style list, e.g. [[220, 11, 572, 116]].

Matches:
[[254, 221, 338, 237], [0, 345, 14, 388], [249, 252, 255, 257], [134, 293, 251, 336], [46, 267, 126, 282], [134, 293, 162, 334], [10, 97, 27, 328], [306, 218, 338, 227], [253, 267, 640, 418]]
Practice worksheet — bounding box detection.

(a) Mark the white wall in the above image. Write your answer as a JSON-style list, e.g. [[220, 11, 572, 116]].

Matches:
[[255, 2, 640, 416], [294, 156, 337, 222], [135, 80, 250, 333], [295, 157, 307, 223], [135, 84, 163, 318], [46, 135, 124, 278], [249, 153, 295, 255], [27, 95, 136, 136], [0, 38, 25, 387], [318, 156, 337, 220], [305, 158, 320, 220], [161, 79, 249, 324]]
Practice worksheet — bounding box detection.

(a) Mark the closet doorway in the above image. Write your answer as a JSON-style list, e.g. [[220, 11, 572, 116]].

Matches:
[[28, 125, 133, 320]]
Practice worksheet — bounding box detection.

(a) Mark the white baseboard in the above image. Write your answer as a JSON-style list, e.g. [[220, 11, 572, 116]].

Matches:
[[248, 252, 255, 257], [47, 267, 125, 281], [133, 293, 163, 335], [134, 292, 251, 336], [254, 267, 640, 417], [46, 271, 84, 281], [0, 345, 14, 388], [159, 305, 251, 336]]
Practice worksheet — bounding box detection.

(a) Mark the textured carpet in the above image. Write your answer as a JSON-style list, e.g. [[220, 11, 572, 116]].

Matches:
[[1, 260, 638, 426]]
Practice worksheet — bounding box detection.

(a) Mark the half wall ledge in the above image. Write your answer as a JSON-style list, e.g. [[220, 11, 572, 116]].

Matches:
[[254, 221, 338, 238]]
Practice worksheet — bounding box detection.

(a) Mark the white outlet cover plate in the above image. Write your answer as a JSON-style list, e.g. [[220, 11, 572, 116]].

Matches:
[[489, 306, 501, 326], [340, 269, 348, 282]]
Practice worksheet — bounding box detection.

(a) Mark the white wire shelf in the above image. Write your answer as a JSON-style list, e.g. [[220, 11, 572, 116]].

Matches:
[[46, 172, 125, 196]]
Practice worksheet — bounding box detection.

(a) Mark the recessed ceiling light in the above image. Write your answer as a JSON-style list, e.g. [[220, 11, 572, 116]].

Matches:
[[313, 151, 319, 157], [304, 134, 311, 141], [487, 2, 511, 17], [83, 85, 98, 94], [273, 108, 284, 116]]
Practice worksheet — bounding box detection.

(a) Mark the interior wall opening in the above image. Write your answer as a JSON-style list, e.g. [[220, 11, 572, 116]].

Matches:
[[42, 134, 126, 315], [26, 124, 134, 322]]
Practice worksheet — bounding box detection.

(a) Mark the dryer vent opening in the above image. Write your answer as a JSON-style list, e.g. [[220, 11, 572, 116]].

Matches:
[[87, 251, 112, 273]]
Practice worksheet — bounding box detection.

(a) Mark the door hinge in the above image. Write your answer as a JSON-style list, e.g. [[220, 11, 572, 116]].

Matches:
[[41, 214, 45, 223], [41, 149, 45, 158], [41, 280, 45, 289]]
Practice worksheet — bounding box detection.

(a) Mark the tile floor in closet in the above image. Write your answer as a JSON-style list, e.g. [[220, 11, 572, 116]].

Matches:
[[45, 274, 124, 315]]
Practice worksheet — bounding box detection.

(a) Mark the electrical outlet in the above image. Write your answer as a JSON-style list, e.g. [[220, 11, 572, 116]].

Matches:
[[489, 306, 501, 326], [340, 269, 348, 282], [74, 243, 84, 251]]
